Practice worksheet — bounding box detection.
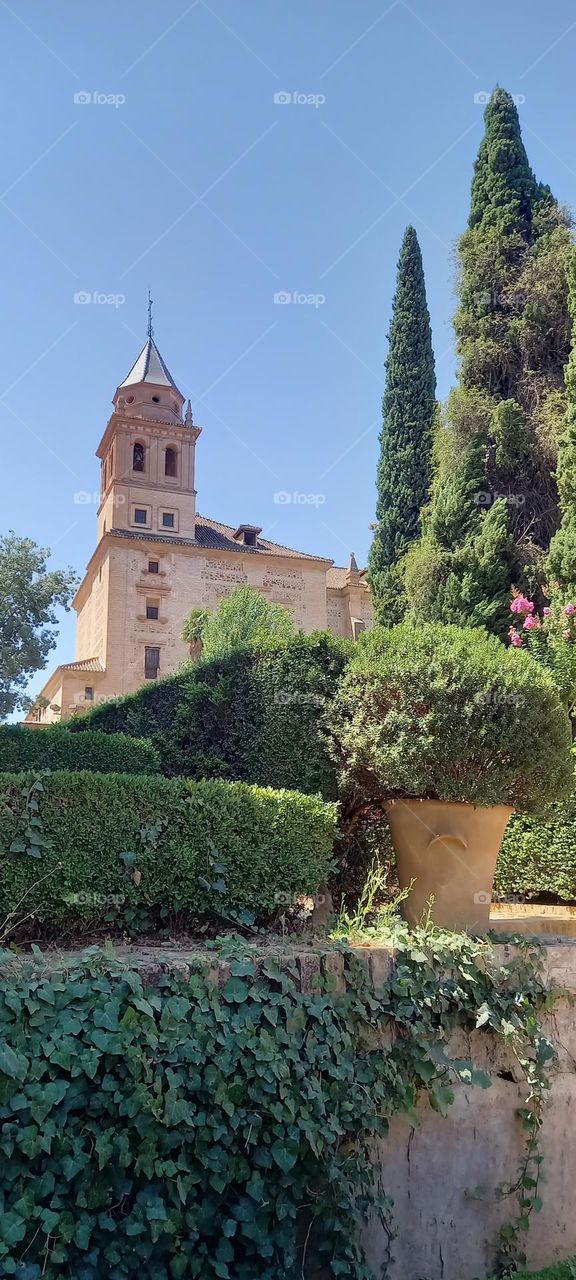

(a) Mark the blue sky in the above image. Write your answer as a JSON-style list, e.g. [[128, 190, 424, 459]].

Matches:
[[2, 0, 576, 702]]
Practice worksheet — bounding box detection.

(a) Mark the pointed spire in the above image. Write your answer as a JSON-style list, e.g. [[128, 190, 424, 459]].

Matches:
[[349, 551, 359, 574], [119, 335, 182, 395], [185, 399, 194, 427]]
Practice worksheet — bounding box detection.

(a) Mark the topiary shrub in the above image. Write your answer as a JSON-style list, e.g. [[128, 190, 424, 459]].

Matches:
[[0, 772, 336, 936], [327, 623, 573, 814], [67, 634, 351, 798], [0, 726, 159, 775]]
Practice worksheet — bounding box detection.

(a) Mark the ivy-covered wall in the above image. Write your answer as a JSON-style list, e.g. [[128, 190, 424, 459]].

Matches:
[[0, 937, 574, 1280]]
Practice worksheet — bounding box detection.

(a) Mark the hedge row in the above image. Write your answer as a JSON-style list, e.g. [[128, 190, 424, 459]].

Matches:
[[495, 795, 576, 902], [67, 634, 352, 797], [0, 726, 159, 775], [0, 772, 336, 934]]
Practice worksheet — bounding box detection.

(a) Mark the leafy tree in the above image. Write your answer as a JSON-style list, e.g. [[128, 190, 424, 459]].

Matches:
[[368, 226, 436, 622], [198, 585, 295, 661], [405, 88, 572, 636], [548, 249, 576, 594], [0, 533, 78, 720], [181, 606, 210, 660]]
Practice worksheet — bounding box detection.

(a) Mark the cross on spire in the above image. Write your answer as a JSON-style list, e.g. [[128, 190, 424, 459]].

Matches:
[[147, 290, 154, 339]]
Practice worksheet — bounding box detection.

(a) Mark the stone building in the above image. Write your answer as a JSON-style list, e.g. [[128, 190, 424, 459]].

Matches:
[[28, 329, 372, 723]]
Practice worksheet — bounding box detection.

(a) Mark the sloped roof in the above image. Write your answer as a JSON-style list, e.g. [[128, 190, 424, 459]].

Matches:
[[119, 337, 182, 395], [326, 565, 368, 589], [194, 514, 331, 560], [59, 657, 105, 672]]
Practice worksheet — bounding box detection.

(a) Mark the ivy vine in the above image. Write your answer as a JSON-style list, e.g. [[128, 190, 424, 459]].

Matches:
[[0, 926, 556, 1278]]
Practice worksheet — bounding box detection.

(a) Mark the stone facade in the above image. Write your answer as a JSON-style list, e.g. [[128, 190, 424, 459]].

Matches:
[[28, 333, 372, 723]]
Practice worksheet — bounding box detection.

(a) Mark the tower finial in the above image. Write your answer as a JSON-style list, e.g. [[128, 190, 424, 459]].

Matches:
[[147, 290, 154, 339]]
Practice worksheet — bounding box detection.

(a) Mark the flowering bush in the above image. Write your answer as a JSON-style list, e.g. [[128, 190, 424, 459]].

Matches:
[[508, 590, 576, 712], [326, 623, 573, 814]]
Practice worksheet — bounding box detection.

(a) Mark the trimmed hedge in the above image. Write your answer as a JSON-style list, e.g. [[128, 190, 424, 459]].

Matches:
[[0, 771, 336, 933], [495, 788, 576, 901], [0, 726, 159, 775], [67, 634, 351, 797]]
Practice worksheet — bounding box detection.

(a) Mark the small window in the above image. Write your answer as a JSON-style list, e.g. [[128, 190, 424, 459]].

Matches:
[[244, 529, 257, 547], [161, 512, 175, 528], [148, 559, 159, 574], [84, 686, 94, 701], [134, 508, 147, 525], [145, 646, 160, 680], [146, 601, 159, 620], [152, 395, 160, 404], [133, 443, 145, 472], [127, 395, 135, 404], [165, 447, 177, 477]]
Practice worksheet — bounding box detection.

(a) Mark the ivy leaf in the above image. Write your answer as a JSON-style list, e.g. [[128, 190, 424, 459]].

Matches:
[[270, 1141, 298, 1172]]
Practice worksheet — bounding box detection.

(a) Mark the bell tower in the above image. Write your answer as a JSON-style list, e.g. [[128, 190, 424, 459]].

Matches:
[[96, 306, 201, 543]]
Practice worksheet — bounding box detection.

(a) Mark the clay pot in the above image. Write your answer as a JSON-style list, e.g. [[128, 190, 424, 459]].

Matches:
[[385, 799, 513, 934]]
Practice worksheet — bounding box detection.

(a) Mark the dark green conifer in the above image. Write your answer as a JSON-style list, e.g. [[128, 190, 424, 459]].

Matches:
[[405, 88, 572, 635], [368, 226, 436, 622], [548, 250, 576, 594]]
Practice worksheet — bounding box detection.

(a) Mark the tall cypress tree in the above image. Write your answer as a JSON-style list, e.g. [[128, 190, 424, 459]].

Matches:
[[368, 226, 436, 622], [548, 249, 576, 593], [404, 88, 572, 638]]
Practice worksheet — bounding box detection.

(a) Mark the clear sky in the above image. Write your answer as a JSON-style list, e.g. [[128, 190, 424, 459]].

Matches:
[[2, 0, 576, 704]]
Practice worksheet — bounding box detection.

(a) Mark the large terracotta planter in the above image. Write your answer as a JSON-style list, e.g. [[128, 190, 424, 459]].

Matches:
[[385, 799, 513, 934]]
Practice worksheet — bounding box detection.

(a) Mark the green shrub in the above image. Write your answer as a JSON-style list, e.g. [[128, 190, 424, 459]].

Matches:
[[0, 772, 336, 934], [495, 787, 576, 901], [327, 623, 573, 814], [68, 634, 351, 797], [0, 726, 159, 775]]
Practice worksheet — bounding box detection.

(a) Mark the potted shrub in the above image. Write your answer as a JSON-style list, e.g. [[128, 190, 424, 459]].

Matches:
[[327, 623, 573, 932]]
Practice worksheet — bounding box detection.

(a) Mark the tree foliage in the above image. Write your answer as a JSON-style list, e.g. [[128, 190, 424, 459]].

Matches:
[[0, 533, 78, 720], [368, 226, 436, 622], [547, 248, 576, 593], [193, 586, 295, 661], [405, 89, 573, 636]]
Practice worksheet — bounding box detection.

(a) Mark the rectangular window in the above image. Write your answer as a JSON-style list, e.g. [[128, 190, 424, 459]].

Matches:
[[144, 646, 160, 680], [148, 559, 159, 574], [146, 601, 159, 620], [161, 511, 175, 529], [134, 508, 147, 525], [84, 686, 94, 701]]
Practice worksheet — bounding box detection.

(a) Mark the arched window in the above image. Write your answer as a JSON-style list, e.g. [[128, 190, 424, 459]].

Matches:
[[165, 446, 177, 478], [133, 442, 145, 472]]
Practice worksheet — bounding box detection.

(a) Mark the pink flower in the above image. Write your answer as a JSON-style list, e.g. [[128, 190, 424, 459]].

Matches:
[[543, 607, 552, 616], [508, 627, 523, 647], [564, 603, 576, 616], [523, 614, 539, 630], [510, 594, 534, 615]]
